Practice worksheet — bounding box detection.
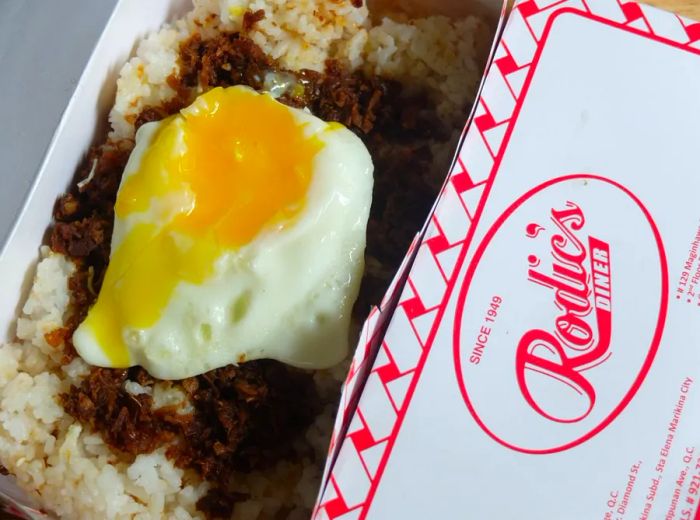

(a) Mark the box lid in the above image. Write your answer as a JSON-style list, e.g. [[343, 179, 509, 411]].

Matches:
[[315, 1, 700, 518]]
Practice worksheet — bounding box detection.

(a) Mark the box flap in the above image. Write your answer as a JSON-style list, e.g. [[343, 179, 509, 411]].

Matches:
[[315, 0, 700, 518]]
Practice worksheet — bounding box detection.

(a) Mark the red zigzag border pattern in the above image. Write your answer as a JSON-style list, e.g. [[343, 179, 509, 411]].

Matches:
[[313, 1, 700, 518]]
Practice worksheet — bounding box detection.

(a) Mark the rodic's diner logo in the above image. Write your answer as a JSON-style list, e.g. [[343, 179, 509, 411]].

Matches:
[[517, 202, 612, 425], [453, 174, 668, 454]]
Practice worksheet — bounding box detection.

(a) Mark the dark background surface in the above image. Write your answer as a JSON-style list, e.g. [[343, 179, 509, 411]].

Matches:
[[0, 0, 117, 248]]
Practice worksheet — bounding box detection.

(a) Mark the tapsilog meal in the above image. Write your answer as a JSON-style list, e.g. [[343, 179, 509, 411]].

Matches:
[[0, 0, 489, 518]]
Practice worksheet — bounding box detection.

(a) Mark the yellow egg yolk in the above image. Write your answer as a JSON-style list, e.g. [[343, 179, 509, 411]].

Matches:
[[82, 86, 324, 366]]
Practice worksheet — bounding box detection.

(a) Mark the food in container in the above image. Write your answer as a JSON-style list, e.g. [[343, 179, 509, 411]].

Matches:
[[0, 0, 495, 518]]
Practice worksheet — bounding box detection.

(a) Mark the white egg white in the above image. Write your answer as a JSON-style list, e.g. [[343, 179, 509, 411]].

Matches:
[[74, 96, 374, 379]]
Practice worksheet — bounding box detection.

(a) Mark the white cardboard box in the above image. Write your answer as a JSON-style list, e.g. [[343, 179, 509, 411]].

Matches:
[[315, 1, 700, 519], [0, 0, 505, 518]]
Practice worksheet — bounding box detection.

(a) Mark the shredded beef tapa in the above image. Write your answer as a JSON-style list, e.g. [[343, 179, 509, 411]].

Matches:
[[49, 14, 468, 518]]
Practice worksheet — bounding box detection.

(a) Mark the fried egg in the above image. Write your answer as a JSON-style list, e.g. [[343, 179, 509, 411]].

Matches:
[[73, 86, 373, 379]]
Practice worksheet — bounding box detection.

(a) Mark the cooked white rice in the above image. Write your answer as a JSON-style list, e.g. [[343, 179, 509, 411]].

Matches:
[[109, 0, 487, 141], [0, 1, 487, 518]]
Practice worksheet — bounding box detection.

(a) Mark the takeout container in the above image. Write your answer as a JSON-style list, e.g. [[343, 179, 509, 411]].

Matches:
[[314, 0, 700, 518], [6, 0, 700, 518], [0, 0, 506, 517]]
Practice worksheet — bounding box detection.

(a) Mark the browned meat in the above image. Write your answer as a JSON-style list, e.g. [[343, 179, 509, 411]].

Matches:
[[44, 328, 68, 348], [134, 106, 170, 131], [143, 32, 394, 135], [242, 9, 265, 32], [196, 488, 248, 520], [180, 32, 274, 91], [168, 361, 319, 477], [61, 362, 318, 491], [50, 217, 110, 259], [311, 60, 385, 134], [51, 24, 464, 519], [61, 368, 178, 455]]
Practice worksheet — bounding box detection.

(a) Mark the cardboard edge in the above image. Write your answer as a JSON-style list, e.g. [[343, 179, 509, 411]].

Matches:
[[312, 0, 510, 513], [439, 0, 509, 216], [314, 232, 422, 505], [316, 1, 700, 517]]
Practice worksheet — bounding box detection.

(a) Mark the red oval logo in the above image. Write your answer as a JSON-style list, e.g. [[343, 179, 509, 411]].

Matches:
[[453, 174, 668, 454]]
